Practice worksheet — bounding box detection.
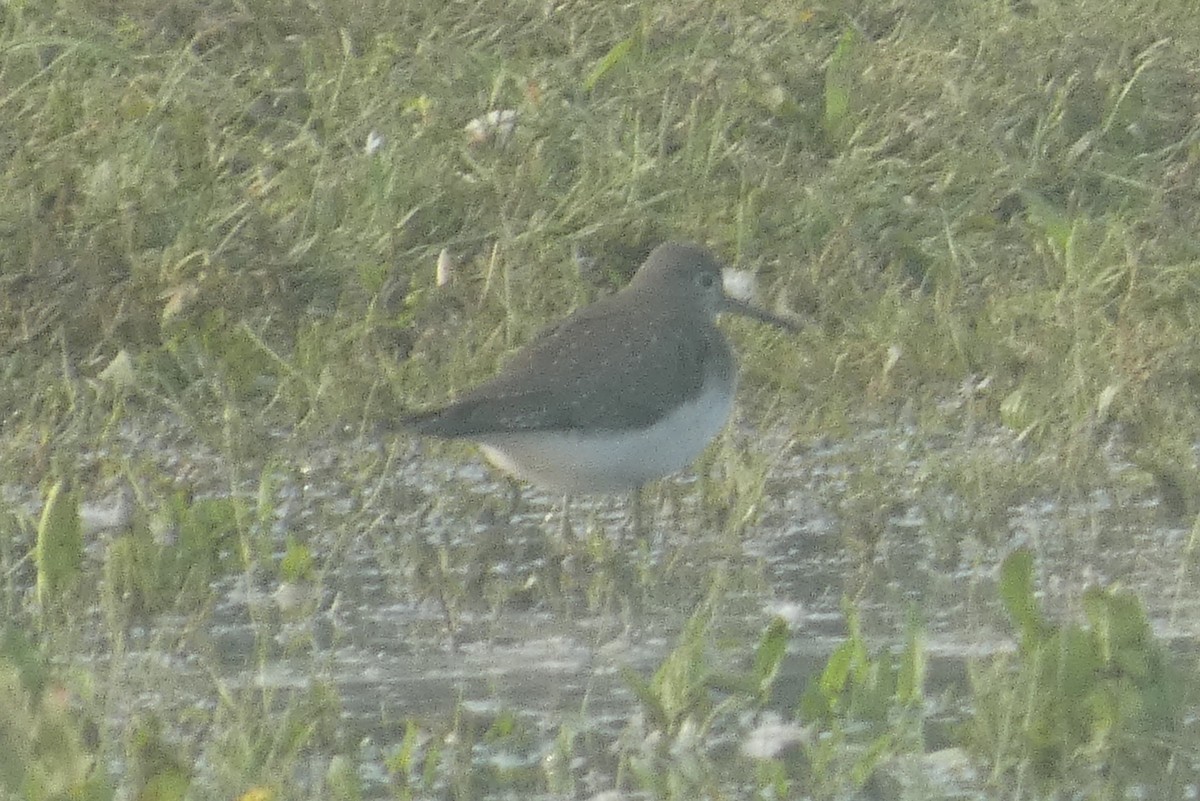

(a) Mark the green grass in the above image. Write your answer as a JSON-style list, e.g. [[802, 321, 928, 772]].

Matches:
[[6, 0, 1200, 453], [3, 0, 1200, 798]]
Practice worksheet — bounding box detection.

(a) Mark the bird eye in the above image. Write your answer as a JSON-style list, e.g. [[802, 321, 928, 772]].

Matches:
[[699, 272, 717, 288]]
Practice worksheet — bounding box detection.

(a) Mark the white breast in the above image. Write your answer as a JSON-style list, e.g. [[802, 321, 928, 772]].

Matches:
[[477, 370, 736, 494]]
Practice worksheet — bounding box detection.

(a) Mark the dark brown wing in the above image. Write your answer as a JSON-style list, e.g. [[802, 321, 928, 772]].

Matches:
[[401, 292, 715, 437]]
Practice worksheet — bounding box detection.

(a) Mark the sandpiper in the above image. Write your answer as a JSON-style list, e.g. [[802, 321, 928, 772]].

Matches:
[[400, 242, 795, 497]]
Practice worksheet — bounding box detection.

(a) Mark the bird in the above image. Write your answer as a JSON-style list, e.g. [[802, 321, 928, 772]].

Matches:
[[400, 241, 796, 497]]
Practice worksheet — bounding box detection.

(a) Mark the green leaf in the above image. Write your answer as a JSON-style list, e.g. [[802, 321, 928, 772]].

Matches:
[[896, 614, 926, 707], [753, 617, 789, 696], [584, 35, 635, 91], [818, 639, 856, 700], [97, 349, 136, 388], [130, 716, 190, 801], [621, 665, 670, 733], [998, 548, 1045, 646], [281, 539, 316, 582], [823, 28, 859, 144], [385, 719, 422, 776], [325, 754, 363, 801], [1020, 190, 1074, 254], [36, 480, 82, 608]]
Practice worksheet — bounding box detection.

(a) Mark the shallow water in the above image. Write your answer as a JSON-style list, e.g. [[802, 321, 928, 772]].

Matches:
[[12, 414, 1200, 798]]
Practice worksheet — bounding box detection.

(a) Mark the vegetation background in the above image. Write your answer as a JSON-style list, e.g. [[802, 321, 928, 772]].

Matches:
[[2, 0, 1200, 799]]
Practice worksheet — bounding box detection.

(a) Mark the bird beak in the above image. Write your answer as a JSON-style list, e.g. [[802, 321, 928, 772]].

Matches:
[[720, 294, 800, 332]]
